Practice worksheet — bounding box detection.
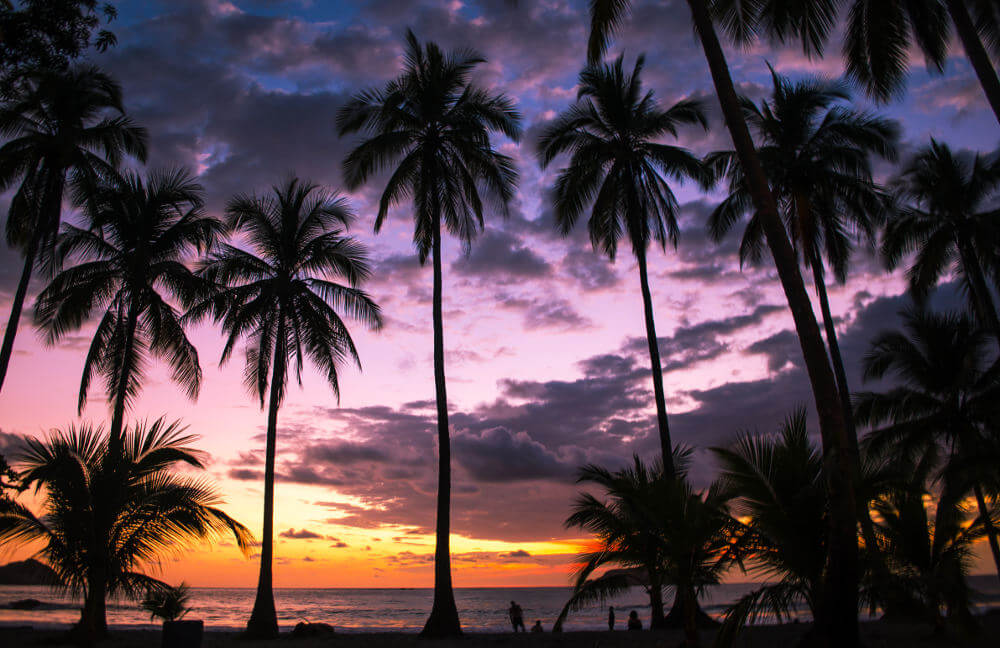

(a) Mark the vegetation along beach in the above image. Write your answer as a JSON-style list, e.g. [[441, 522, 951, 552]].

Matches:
[[2, 1, 1000, 647]]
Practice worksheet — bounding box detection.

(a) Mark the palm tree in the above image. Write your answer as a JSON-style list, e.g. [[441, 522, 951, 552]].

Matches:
[[871, 455, 987, 634], [855, 307, 1000, 581], [337, 31, 520, 638], [588, 3, 861, 642], [0, 65, 147, 393], [33, 169, 220, 455], [557, 453, 735, 645], [537, 54, 710, 475], [188, 177, 382, 639], [706, 71, 898, 601], [0, 418, 253, 641], [707, 70, 898, 459], [883, 140, 1000, 340], [841, 0, 1000, 125], [711, 408, 832, 644]]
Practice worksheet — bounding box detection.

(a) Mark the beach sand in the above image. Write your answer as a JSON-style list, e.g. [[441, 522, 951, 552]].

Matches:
[[2, 616, 999, 648]]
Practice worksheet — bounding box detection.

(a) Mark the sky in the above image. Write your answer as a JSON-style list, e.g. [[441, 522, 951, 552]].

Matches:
[[0, 0, 998, 588]]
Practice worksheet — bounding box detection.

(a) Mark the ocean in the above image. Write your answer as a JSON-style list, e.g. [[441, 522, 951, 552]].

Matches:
[[2, 578, 999, 633]]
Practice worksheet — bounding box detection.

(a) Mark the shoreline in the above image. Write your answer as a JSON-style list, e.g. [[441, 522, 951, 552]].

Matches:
[[3, 616, 1000, 647]]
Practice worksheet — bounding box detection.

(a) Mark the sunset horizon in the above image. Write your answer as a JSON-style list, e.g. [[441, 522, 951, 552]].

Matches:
[[2, 0, 1000, 645]]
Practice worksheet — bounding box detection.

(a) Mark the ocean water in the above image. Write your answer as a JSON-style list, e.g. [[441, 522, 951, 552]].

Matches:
[[2, 578, 999, 633]]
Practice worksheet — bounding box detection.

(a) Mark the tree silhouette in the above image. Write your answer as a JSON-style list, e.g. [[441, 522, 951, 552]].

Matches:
[[337, 30, 520, 638], [189, 177, 382, 639], [0, 418, 253, 642], [841, 0, 1000, 125], [0, 65, 147, 395], [34, 169, 218, 454], [883, 140, 1000, 340], [538, 54, 710, 476], [855, 307, 1000, 581], [588, 2, 861, 642], [558, 453, 735, 644]]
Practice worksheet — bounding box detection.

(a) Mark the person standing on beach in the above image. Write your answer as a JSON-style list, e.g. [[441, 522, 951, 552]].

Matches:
[[508, 601, 526, 632], [608, 606, 615, 630], [627, 610, 642, 631]]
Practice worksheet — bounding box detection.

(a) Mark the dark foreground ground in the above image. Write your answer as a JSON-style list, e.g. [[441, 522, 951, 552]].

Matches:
[[2, 616, 998, 648]]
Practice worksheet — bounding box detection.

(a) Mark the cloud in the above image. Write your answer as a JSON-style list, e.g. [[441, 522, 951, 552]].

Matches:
[[451, 229, 553, 281], [279, 528, 323, 540]]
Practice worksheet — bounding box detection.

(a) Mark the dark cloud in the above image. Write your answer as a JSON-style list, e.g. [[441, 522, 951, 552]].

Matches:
[[453, 427, 577, 482], [622, 303, 785, 373], [228, 468, 263, 481], [279, 528, 323, 540], [452, 229, 553, 281], [496, 293, 592, 331], [560, 246, 622, 292]]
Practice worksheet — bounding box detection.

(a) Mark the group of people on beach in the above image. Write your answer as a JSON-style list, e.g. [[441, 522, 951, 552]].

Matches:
[[507, 601, 643, 633]]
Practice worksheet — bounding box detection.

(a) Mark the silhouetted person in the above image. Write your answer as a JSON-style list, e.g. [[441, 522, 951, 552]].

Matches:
[[531, 620, 543, 633], [627, 610, 642, 631], [509, 601, 525, 632], [608, 606, 615, 630]]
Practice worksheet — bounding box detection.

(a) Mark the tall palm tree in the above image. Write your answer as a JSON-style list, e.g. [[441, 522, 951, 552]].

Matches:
[[0, 418, 253, 641], [842, 0, 1000, 125], [855, 307, 1000, 581], [708, 70, 898, 459], [33, 169, 219, 455], [883, 140, 1000, 339], [537, 54, 710, 475], [337, 31, 520, 638], [0, 65, 147, 394], [588, 3, 861, 643], [706, 71, 898, 597], [188, 177, 382, 639], [557, 453, 735, 645]]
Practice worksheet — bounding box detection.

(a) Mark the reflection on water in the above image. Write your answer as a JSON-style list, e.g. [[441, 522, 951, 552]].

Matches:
[[2, 578, 999, 632]]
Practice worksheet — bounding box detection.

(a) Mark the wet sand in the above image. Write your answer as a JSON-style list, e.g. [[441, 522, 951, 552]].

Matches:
[[2, 616, 999, 648]]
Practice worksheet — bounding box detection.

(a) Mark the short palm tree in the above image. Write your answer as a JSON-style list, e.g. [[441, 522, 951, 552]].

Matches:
[[841, 0, 1000, 125], [0, 64, 147, 393], [872, 456, 987, 634], [337, 30, 520, 638], [557, 453, 735, 645], [33, 169, 220, 454], [537, 54, 709, 476], [188, 177, 382, 639], [883, 140, 1000, 339], [711, 409, 830, 644], [0, 418, 253, 641], [855, 307, 1000, 581], [587, 4, 862, 641]]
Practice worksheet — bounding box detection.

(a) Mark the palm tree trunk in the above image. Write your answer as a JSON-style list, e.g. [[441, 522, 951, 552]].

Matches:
[[809, 256, 892, 610], [973, 482, 1000, 580], [0, 169, 64, 394], [681, 585, 700, 647], [420, 212, 462, 638], [245, 317, 285, 639], [74, 568, 108, 646], [945, 0, 1000, 126], [684, 2, 859, 645], [636, 247, 674, 476], [648, 572, 666, 629], [0, 230, 40, 394], [958, 241, 1000, 340], [108, 293, 140, 456]]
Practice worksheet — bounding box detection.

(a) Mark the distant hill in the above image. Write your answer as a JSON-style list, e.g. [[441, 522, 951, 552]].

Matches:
[[0, 558, 58, 585]]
